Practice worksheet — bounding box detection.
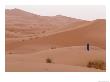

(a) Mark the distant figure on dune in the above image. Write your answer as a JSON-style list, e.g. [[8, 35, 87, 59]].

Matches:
[[87, 43, 90, 51]]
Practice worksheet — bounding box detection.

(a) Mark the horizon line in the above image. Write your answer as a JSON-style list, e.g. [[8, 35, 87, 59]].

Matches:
[[5, 8, 106, 21]]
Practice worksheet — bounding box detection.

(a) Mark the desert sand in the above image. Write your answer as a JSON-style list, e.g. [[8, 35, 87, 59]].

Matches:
[[5, 8, 106, 72]]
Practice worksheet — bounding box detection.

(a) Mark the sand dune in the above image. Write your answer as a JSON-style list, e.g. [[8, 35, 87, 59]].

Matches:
[[6, 19, 106, 52], [5, 9, 106, 72], [33, 19, 105, 49], [6, 9, 82, 29]]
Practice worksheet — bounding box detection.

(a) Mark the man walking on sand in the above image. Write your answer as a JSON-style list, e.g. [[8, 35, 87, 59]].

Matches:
[[87, 43, 90, 51]]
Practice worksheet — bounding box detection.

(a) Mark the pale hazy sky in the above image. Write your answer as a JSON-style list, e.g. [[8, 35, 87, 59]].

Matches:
[[6, 5, 106, 20]]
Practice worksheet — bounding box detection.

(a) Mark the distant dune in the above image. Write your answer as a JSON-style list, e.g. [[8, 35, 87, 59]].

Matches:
[[5, 9, 106, 72]]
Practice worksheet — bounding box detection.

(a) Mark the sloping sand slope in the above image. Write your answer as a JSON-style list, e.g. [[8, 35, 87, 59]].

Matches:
[[34, 19, 105, 49], [6, 19, 106, 53]]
